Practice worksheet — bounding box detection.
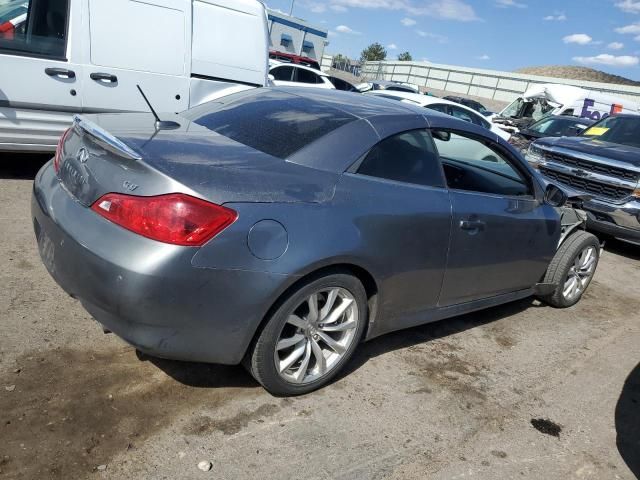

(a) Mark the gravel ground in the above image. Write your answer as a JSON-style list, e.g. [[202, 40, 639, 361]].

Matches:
[[1, 154, 639, 480]]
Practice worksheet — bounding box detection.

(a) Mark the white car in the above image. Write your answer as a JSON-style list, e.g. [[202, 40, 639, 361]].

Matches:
[[366, 91, 511, 141], [269, 63, 335, 89]]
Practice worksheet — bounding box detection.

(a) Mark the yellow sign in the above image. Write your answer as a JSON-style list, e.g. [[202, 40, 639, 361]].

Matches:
[[584, 127, 610, 136]]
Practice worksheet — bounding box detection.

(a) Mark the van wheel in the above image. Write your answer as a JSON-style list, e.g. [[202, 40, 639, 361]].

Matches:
[[539, 231, 600, 308], [247, 273, 367, 396]]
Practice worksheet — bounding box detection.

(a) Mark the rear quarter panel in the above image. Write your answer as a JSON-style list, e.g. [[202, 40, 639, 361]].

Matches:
[[191, 174, 452, 336]]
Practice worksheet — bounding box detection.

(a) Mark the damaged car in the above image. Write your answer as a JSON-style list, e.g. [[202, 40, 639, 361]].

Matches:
[[33, 88, 600, 395], [509, 115, 595, 154]]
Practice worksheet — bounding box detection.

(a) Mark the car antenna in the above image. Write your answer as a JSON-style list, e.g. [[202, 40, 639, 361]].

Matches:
[[136, 84, 180, 130]]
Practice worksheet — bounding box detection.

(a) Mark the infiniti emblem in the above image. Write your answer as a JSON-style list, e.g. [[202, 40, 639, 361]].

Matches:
[[76, 147, 89, 164]]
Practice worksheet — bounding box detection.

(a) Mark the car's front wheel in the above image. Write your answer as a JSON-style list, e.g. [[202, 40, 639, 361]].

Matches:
[[247, 273, 367, 396], [539, 231, 600, 308]]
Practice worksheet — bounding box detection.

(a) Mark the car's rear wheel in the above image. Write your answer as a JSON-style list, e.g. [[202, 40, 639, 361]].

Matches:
[[248, 273, 367, 396], [539, 231, 600, 308]]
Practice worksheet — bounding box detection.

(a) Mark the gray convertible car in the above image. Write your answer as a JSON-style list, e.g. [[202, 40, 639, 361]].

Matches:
[[33, 88, 600, 395]]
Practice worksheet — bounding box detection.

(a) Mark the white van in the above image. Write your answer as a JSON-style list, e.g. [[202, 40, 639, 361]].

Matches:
[[493, 83, 640, 133], [0, 0, 269, 153]]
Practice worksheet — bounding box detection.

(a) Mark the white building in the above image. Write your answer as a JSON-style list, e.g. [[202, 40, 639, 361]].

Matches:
[[267, 9, 328, 60]]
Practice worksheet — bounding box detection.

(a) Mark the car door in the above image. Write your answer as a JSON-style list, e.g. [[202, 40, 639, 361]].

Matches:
[[432, 128, 559, 306], [0, 0, 82, 151], [338, 128, 452, 332], [81, 0, 189, 114]]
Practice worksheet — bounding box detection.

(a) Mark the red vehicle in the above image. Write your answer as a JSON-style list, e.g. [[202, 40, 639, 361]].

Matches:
[[269, 50, 320, 70]]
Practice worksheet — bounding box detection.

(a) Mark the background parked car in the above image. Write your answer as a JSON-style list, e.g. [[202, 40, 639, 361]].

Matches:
[[270, 63, 335, 89], [528, 114, 640, 244], [510, 115, 595, 153], [493, 83, 640, 134], [367, 90, 511, 141], [355, 80, 420, 94], [444, 95, 493, 117], [33, 88, 598, 396], [269, 50, 321, 70], [327, 76, 359, 92]]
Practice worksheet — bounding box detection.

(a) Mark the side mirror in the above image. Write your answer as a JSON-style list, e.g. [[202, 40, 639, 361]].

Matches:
[[544, 183, 568, 207], [432, 130, 451, 142]]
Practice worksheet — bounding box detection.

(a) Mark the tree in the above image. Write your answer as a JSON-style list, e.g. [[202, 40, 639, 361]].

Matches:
[[360, 42, 387, 62], [332, 53, 348, 67], [398, 51, 413, 61]]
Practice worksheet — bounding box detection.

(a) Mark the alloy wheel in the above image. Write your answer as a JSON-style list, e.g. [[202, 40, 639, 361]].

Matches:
[[273, 287, 359, 385], [562, 246, 597, 302]]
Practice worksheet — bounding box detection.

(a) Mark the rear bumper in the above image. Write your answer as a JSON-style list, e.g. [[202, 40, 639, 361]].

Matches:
[[583, 198, 640, 242], [32, 161, 292, 364]]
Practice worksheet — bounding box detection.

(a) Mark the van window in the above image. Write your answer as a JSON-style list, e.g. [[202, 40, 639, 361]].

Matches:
[[0, 0, 69, 58], [89, 0, 185, 75]]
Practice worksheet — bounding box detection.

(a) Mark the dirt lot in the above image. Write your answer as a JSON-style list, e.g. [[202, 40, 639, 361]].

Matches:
[[1, 154, 639, 480]]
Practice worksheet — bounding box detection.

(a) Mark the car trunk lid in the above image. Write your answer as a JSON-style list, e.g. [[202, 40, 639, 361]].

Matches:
[[56, 114, 338, 207]]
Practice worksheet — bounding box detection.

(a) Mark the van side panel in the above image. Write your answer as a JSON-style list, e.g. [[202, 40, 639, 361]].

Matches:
[[576, 95, 639, 122], [88, 0, 187, 76], [191, 0, 268, 86]]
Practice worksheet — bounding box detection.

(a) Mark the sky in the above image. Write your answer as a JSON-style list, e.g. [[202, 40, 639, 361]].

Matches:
[[265, 0, 640, 79]]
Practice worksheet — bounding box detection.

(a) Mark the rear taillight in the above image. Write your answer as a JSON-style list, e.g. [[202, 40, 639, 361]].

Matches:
[[53, 128, 72, 173], [0, 21, 15, 40], [90, 193, 237, 246]]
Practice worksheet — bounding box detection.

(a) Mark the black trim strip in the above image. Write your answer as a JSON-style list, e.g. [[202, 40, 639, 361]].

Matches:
[[191, 74, 262, 88]]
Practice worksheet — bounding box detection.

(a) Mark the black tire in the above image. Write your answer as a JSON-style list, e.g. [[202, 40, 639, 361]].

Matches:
[[539, 230, 600, 308], [247, 272, 367, 396]]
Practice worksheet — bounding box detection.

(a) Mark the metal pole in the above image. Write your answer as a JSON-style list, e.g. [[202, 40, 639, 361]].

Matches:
[[289, 0, 295, 16]]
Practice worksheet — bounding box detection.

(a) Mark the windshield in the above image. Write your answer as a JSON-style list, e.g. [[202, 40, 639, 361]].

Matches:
[[528, 117, 591, 136], [500, 97, 555, 121], [500, 98, 524, 118], [582, 116, 640, 148]]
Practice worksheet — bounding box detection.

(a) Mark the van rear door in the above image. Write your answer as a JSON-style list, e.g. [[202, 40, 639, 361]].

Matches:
[[81, 0, 189, 114], [0, 0, 82, 152]]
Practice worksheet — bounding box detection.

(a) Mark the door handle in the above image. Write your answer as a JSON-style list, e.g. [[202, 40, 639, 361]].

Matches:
[[459, 220, 486, 231], [90, 72, 118, 83], [45, 67, 75, 79]]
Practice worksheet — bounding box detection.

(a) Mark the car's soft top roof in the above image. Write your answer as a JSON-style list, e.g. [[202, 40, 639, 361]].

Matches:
[[274, 87, 429, 118]]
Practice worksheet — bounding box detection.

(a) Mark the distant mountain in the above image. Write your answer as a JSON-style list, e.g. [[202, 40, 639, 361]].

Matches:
[[515, 66, 640, 87]]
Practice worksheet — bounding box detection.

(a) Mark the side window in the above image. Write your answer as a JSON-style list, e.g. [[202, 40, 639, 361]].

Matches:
[[295, 67, 320, 84], [449, 105, 475, 124], [425, 104, 450, 115], [271, 66, 294, 81], [357, 130, 445, 188], [432, 130, 531, 197], [0, 0, 69, 58]]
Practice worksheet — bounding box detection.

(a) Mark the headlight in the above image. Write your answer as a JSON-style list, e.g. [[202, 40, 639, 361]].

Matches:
[[525, 144, 544, 167]]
